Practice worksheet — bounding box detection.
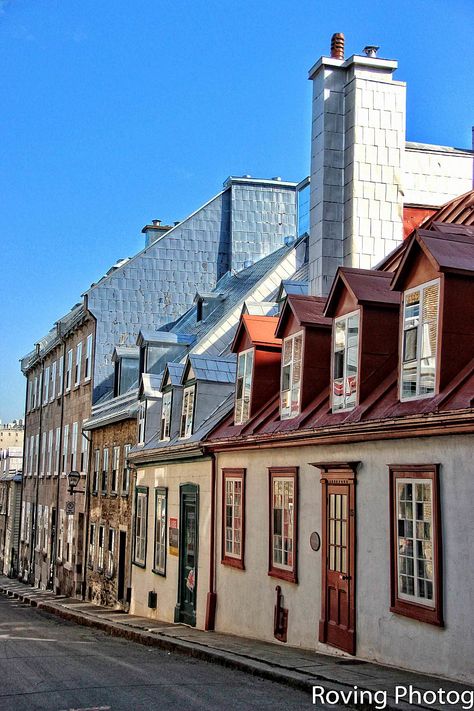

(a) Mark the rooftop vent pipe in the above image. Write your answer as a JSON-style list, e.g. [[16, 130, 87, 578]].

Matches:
[[330, 33, 345, 60], [363, 45, 380, 58]]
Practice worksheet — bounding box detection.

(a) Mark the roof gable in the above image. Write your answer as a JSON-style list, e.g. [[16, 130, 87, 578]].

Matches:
[[325, 267, 400, 317], [181, 354, 236, 385], [275, 294, 330, 338], [231, 315, 281, 353]]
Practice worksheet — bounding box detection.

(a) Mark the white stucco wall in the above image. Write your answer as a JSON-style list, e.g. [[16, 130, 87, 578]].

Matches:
[[130, 457, 212, 629], [214, 434, 474, 683], [403, 145, 473, 207]]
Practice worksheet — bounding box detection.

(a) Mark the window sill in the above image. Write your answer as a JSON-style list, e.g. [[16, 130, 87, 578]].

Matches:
[[91, 492, 98, 497], [110, 492, 118, 498], [120, 492, 129, 498], [390, 600, 443, 627], [133, 560, 146, 569], [221, 557, 245, 570], [268, 568, 297, 584]]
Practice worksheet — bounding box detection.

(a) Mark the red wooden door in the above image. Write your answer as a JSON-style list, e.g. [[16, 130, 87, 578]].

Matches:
[[316, 463, 357, 655]]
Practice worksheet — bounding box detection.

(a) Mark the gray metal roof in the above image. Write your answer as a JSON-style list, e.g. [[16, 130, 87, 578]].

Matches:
[[83, 389, 139, 430], [184, 354, 236, 384], [242, 301, 279, 316], [113, 345, 140, 361], [163, 362, 185, 387], [141, 373, 162, 398]]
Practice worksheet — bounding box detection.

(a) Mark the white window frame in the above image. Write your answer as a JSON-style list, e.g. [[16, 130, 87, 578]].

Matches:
[[41, 432, 46, 476], [234, 348, 254, 425], [34, 434, 39, 475], [62, 424, 69, 474], [102, 448, 109, 493], [400, 279, 440, 402], [80, 432, 88, 473], [280, 331, 303, 420], [179, 385, 195, 439], [58, 355, 64, 395], [138, 401, 146, 444], [92, 449, 100, 493], [97, 524, 105, 571], [50, 360, 57, 401], [66, 516, 74, 564], [134, 488, 148, 567], [54, 427, 61, 475], [47, 429, 53, 476], [107, 527, 115, 577], [332, 310, 360, 413], [84, 334, 93, 381], [43, 366, 50, 405], [75, 342, 82, 386], [65, 349, 73, 392], [43, 506, 49, 553], [57, 510, 65, 560], [223, 472, 244, 563], [71, 422, 78, 471], [111, 446, 120, 493], [153, 488, 167, 575], [122, 444, 131, 495], [160, 391, 172, 441], [88, 523, 96, 568]]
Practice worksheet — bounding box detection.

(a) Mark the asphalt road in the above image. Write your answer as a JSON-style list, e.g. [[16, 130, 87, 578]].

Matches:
[[0, 593, 314, 710]]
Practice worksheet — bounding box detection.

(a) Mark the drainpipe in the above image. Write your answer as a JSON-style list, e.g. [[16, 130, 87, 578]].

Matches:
[[17, 374, 30, 579], [204, 451, 217, 630], [80, 428, 93, 600]]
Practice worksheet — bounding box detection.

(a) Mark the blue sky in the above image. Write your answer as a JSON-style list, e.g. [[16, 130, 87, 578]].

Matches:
[[0, 0, 473, 422]]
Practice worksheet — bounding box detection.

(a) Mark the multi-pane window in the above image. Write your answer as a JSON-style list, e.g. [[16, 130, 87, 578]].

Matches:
[[107, 528, 115, 577], [41, 432, 46, 476], [85, 334, 93, 381], [122, 444, 131, 495], [235, 349, 254, 425], [33, 376, 38, 409], [328, 493, 348, 574], [88, 523, 96, 568], [62, 424, 69, 474], [29, 435, 34, 475], [57, 510, 65, 560], [58, 355, 64, 395], [43, 366, 50, 404], [54, 428, 60, 475], [80, 433, 88, 473], [401, 280, 439, 400], [97, 525, 105, 570], [75, 342, 82, 386], [117, 357, 138, 396], [66, 516, 74, 563], [47, 430, 53, 475], [138, 401, 146, 444], [332, 311, 359, 412], [43, 506, 49, 553], [153, 488, 167, 575], [281, 332, 303, 419], [71, 422, 78, 471], [37, 506, 43, 550], [101, 448, 109, 493], [180, 385, 195, 439], [65, 349, 73, 392], [34, 434, 39, 474], [28, 378, 34, 411], [111, 446, 120, 493], [222, 470, 245, 568], [160, 391, 172, 441], [92, 449, 100, 493], [269, 469, 297, 582], [134, 487, 148, 567], [50, 361, 57, 400], [390, 466, 442, 626]]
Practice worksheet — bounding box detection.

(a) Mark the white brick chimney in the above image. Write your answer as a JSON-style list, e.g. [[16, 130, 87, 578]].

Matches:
[[308, 39, 406, 295]]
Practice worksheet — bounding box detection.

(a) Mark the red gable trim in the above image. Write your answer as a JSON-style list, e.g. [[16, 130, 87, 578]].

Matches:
[[231, 314, 281, 353], [324, 267, 400, 317], [275, 294, 330, 338]]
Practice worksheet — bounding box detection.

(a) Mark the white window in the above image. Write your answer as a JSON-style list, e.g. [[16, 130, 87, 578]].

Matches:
[[134, 488, 148, 566], [138, 401, 146, 444], [65, 349, 73, 392], [29, 435, 34, 475], [160, 391, 172, 441], [75, 342, 82, 386], [102, 448, 109, 493], [80, 432, 88, 473], [50, 361, 57, 400], [41, 432, 46, 476], [401, 280, 439, 401], [235, 349, 254, 425], [92, 449, 100, 493], [37, 505, 43, 551], [154, 488, 167, 575], [98, 524, 105, 570], [57, 510, 65, 560], [88, 523, 96, 568], [47, 430, 53, 475], [21, 501, 26, 541], [179, 385, 195, 439], [223, 474, 244, 561], [107, 528, 115, 576], [67, 516, 74, 563], [33, 375, 38, 409], [71, 422, 78, 470], [58, 355, 64, 395], [281, 332, 303, 419], [34, 434, 39, 474], [28, 378, 34, 411], [62, 424, 69, 474], [332, 311, 359, 412], [122, 444, 131, 494], [54, 428, 61, 475], [111, 446, 120, 493], [43, 506, 49, 552], [270, 471, 297, 580], [43, 366, 50, 404], [85, 334, 93, 381]]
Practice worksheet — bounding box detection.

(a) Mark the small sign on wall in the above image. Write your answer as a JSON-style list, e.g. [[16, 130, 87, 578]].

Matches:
[[169, 517, 179, 556], [66, 500, 75, 516]]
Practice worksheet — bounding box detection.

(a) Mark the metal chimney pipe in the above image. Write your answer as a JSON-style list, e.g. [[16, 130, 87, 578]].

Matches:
[[330, 33, 345, 60]]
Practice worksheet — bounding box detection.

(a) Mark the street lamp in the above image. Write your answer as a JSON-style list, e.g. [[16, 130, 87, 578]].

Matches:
[[67, 470, 81, 495]]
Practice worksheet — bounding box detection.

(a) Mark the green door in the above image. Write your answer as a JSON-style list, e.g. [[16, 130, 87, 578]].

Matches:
[[175, 484, 199, 626]]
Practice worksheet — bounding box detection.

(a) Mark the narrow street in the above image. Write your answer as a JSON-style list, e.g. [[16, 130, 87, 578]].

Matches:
[[0, 593, 313, 711]]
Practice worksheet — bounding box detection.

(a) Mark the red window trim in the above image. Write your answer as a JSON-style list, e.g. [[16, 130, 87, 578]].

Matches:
[[389, 464, 443, 627], [221, 468, 246, 570], [268, 467, 298, 583]]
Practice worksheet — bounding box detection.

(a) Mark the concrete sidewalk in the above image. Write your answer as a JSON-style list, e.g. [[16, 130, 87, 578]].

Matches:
[[0, 576, 472, 710]]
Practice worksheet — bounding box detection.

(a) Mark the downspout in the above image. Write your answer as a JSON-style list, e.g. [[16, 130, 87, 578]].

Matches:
[[51, 339, 67, 593], [30, 359, 45, 585], [81, 428, 93, 600], [17, 373, 30, 579], [204, 451, 217, 630]]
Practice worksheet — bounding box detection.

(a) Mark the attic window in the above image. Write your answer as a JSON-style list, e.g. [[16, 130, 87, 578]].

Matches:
[[180, 385, 195, 439], [234, 349, 254, 425], [400, 280, 439, 401], [332, 311, 359, 412], [280, 332, 303, 420], [115, 357, 139, 396], [160, 391, 172, 441]]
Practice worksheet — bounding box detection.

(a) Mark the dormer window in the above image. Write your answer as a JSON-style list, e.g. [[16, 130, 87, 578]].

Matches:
[[180, 385, 195, 439], [332, 311, 359, 412], [280, 332, 303, 420], [160, 391, 172, 441], [234, 349, 254, 425], [401, 280, 439, 400], [115, 356, 139, 397]]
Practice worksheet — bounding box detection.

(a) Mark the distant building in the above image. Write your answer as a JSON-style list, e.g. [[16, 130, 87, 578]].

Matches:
[[0, 445, 23, 577]]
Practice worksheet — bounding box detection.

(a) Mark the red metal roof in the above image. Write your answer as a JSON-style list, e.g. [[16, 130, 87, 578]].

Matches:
[[403, 205, 437, 239], [325, 267, 400, 317], [275, 294, 331, 338], [422, 189, 474, 228], [231, 315, 281, 352]]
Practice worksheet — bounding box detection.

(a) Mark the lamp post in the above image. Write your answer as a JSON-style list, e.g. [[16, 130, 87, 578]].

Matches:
[[67, 471, 82, 496]]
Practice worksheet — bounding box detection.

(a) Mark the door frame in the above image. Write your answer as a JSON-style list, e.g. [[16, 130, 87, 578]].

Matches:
[[175, 483, 199, 626], [312, 461, 358, 655]]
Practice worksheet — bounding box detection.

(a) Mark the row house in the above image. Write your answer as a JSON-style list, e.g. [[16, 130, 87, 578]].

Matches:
[[206, 218, 474, 683], [20, 176, 298, 596], [83, 238, 304, 608], [0, 446, 23, 577]]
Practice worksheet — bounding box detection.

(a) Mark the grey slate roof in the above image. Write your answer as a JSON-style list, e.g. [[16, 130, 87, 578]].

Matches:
[[184, 354, 236, 384], [163, 363, 185, 387]]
